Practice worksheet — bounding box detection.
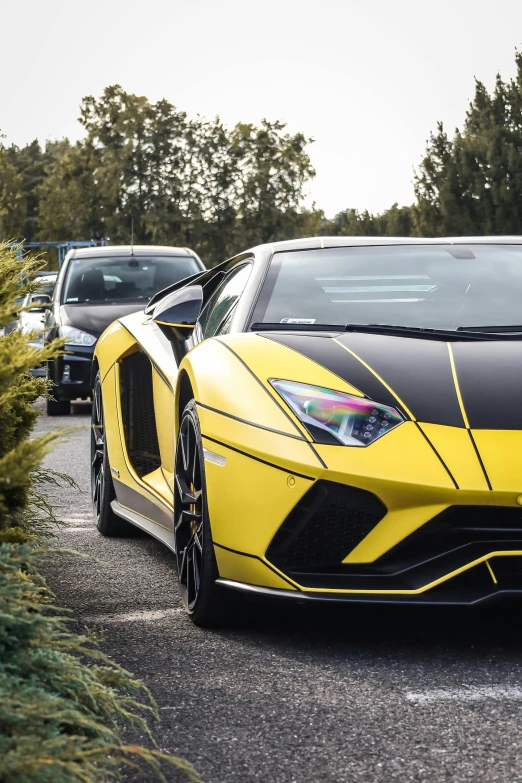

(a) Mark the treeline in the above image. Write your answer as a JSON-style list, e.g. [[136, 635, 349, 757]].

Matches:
[[2, 49, 522, 264]]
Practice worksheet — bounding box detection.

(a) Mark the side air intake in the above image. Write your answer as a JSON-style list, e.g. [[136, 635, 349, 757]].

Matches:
[[119, 351, 161, 477]]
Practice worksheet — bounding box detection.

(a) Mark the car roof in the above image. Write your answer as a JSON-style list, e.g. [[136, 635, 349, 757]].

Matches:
[[249, 236, 522, 254], [69, 245, 198, 259]]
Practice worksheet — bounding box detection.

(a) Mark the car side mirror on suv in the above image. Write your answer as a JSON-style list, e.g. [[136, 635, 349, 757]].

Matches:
[[152, 285, 203, 342]]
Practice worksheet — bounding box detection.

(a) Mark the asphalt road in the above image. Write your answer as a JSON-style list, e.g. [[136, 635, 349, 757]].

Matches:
[[36, 401, 522, 783]]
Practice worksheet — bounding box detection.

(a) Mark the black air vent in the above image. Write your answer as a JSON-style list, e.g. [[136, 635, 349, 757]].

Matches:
[[266, 481, 387, 572], [119, 351, 161, 477]]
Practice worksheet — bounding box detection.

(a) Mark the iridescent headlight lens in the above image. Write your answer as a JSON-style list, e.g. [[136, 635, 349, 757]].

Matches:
[[270, 379, 404, 447]]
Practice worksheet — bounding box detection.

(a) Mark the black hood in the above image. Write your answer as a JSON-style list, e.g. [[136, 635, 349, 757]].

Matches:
[[61, 302, 145, 338], [264, 332, 522, 430]]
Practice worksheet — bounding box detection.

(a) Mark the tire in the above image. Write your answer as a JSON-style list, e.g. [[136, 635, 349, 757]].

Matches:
[[91, 371, 130, 536], [174, 400, 235, 627], [47, 398, 71, 416]]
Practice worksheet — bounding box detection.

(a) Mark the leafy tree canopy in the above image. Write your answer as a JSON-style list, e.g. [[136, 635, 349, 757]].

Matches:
[[3, 49, 522, 264]]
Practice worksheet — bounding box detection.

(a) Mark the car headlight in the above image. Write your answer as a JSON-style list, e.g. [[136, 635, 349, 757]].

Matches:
[[59, 326, 96, 346], [270, 379, 404, 447]]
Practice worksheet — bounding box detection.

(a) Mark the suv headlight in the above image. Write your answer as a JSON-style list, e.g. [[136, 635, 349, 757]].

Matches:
[[59, 326, 96, 346], [270, 379, 404, 447]]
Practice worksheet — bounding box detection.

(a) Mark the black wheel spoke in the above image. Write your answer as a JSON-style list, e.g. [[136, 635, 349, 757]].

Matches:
[[174, 410, 205, 612], [91, 381, 106, 518], [193, 529, 203, 553]]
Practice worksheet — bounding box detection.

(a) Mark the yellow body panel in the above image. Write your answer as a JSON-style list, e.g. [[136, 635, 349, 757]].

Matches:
[[214, 546, 298, 590], [119, 311, 177, 385], [197, 405, 323, 475], [96, 321, 137, 380], [142, 467, 172, 504], [315, 422, 455, 494], [152, 367, 175, 476], [419, 423, 489, 491], [472, 430, 522, 492], [202, 434, 313, 555], [180, 338, 305, 437], [101, 365, 124, 474]]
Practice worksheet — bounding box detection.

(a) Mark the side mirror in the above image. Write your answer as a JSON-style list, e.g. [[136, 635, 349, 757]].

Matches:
[[152, 285, 203, 342], [29, 294, 52, 312]]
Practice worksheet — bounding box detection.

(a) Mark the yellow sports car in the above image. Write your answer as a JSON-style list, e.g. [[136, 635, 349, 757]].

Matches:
[[92, 237, 522, 625]]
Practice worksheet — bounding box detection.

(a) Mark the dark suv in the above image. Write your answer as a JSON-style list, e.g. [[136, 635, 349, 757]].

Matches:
[[44, 245, 204, 415]]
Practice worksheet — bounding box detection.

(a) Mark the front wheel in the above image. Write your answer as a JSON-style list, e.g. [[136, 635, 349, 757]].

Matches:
[[174, 400, 233, 626]]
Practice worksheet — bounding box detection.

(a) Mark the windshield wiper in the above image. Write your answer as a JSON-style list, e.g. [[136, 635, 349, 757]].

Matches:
[[251, 322, 497, 340], [457, 325, 522, 334], [251, 322, 344, 332], [343, 324, 495, 341]]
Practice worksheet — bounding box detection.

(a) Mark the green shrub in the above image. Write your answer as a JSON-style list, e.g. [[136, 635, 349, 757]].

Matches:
[[0, 540, 201, 783], [0, 243, 202, 782], [0, 242, 62, 535]]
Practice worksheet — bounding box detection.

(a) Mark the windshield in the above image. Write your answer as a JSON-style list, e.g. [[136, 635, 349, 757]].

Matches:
[[251, 244, 522, 330], [62, 256, 200, 305]]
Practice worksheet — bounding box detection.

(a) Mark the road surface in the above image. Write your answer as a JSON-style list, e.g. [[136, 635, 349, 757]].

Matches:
[[36, 402, 522, 783]]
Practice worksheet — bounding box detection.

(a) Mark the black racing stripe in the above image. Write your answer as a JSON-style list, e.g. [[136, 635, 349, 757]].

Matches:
[[336, 333, 464, 427], [263, 333, 407, 415], [452, 341, 522, 429]]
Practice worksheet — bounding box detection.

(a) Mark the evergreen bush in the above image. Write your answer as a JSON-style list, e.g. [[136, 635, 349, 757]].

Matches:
[[0, 242, 201, 783]]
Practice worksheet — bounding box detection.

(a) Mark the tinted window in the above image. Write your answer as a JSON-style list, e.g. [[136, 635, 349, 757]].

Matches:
[[63, 256, 200, 304], [199, 265, 251, 338], [252, 244, 522, 330]]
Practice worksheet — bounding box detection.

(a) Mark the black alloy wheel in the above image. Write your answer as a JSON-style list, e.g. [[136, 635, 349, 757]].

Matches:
[[174, 400, 231, 625], [91, 372, 128, 535]]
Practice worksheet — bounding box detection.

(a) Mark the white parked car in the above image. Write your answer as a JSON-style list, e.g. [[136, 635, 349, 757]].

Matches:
[[19, 273, 58, 376]]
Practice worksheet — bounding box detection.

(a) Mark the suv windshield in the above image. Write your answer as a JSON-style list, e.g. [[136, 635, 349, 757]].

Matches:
[[251, 244, 522, 330], [63, 255, 200, 305]]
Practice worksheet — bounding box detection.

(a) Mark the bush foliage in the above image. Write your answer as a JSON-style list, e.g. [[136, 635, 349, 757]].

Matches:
[[0, 541, 201, 783], [0, 242, 201, 782]]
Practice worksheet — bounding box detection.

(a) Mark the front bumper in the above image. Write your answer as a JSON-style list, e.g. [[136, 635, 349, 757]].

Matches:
[[47, 344, 95, 400], [216, 577, 522, 607], [199, 409, 522, 606]]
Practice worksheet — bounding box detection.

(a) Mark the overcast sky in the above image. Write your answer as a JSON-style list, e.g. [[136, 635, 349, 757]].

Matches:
[[2, 0, 522, 217]]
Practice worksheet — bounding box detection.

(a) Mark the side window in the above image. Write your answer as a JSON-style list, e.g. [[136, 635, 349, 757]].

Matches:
[[198, 264, 251, 339]]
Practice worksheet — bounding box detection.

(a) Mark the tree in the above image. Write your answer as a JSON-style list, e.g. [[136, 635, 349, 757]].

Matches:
[[0, 144, 26, 241], [36, 141, 103, 240], [413, 50, 522, 236]]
